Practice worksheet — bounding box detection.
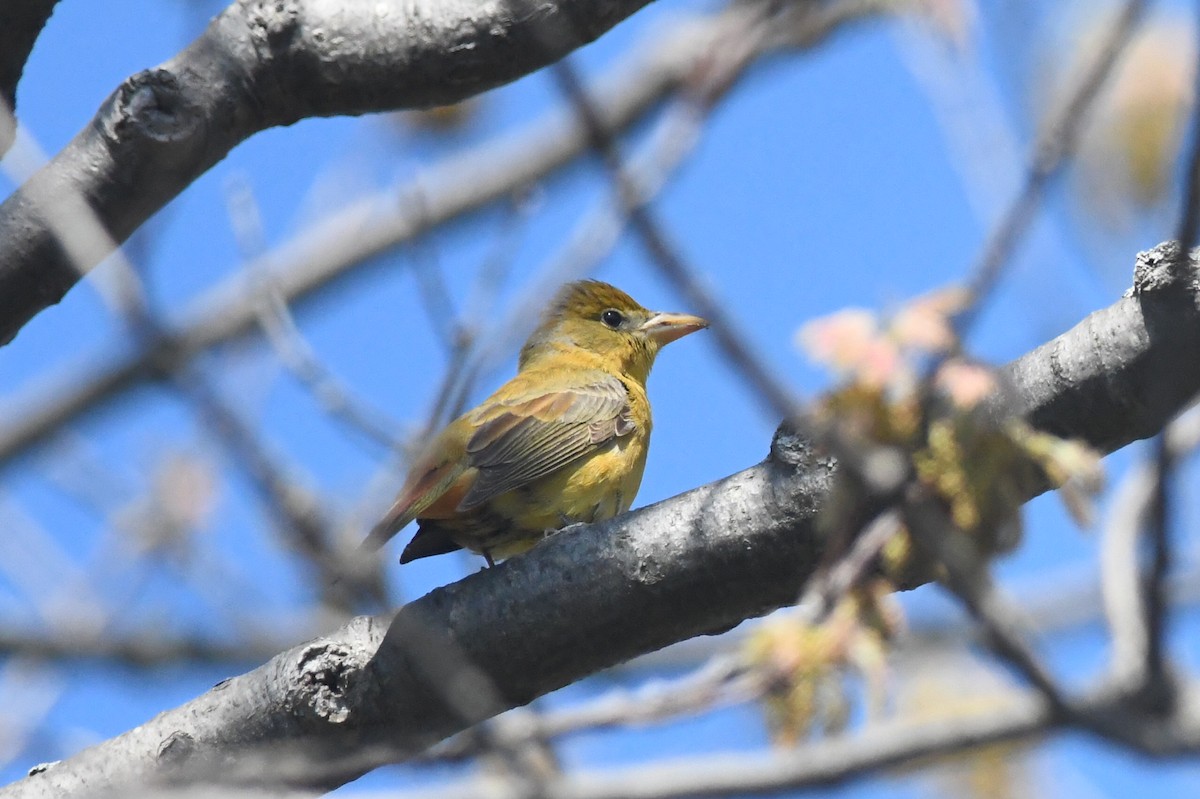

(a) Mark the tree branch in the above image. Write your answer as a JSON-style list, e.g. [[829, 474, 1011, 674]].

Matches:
[[5, 241, 1200, 796], [998, 243, 1200, 451], [0, 625, 291, 668], [953, 0, 1147, 336], [416, 692, 1054, 799], [1138, 2, 1200, 711], [393, 680, 1200, 799], [0, 0, 60, 155], [0, 0, 664, 345]]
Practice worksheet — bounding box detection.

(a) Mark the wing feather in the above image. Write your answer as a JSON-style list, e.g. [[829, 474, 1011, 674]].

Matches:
[[457, 375, 634, 510]]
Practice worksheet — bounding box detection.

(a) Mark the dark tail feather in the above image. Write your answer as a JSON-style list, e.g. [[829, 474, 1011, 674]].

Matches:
[[399, 524, 463, 563]]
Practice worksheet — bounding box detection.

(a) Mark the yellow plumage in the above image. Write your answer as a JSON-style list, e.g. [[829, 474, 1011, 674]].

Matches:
[[363, 280, 706, 565]]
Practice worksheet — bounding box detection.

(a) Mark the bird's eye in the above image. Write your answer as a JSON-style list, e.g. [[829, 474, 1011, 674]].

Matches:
[[601, 309, 625, 329]]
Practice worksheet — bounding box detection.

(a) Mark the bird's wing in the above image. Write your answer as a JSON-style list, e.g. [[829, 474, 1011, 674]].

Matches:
[[457, 373, 635, 511]]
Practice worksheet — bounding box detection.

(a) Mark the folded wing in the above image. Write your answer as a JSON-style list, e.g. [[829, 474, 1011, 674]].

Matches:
[[458, 374, 635, 510]]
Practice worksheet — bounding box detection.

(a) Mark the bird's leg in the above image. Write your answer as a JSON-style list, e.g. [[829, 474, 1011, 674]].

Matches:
[[483, 550, 496, 568]]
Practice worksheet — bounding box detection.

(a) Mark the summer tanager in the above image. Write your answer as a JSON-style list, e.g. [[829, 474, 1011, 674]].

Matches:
[[363, 280, 708, 566]]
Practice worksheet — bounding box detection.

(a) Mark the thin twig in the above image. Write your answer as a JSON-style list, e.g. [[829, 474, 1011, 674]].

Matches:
[[422, 655, 751, 765], [795, 510, 901, 625], [397, 691, 1056, 799], [1140, 0, 1200, 710], [901, 488, 1071, 717], [951, 0, 1149, 338], [550, 55, 806, 426], [223, 177, 407, 452], [176, 369, 387, 612]]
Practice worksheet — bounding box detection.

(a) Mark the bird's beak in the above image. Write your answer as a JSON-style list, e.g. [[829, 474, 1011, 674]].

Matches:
[[639, 312, 709, 345]]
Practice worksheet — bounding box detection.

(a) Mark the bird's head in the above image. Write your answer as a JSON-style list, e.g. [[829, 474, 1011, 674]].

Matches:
[[519, 280, 708, 382]]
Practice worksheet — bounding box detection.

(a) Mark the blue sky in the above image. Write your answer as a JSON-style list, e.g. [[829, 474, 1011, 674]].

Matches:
[[2, 0, 1199, 795]]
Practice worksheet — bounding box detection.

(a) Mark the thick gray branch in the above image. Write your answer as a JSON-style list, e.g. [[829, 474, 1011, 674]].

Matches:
[[0, 0, 658, 345], [5, 243, 1200, 797], [0, 0, 60, 155], [1003, 242, 1200, 449]]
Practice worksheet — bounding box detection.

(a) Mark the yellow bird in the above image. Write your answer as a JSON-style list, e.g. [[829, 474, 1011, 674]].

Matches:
[[364, 280, 708, 566]]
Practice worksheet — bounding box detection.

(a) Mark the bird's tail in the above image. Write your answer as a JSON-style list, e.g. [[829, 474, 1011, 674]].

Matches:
[[359, 505, 414, 553], [359, 459, 468, 554], [398, 523, 464, 563]]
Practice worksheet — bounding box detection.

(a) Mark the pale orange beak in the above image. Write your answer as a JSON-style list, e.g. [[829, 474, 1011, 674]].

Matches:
[[639, 312, 709, 346]]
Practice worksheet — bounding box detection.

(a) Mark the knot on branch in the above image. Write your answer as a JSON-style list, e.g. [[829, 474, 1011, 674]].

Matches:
[[236, 0, 304, 124], [102, 70, 202, 149], [245, 0, 302, 51], [769, 423, 832, 472], [156, 730, 197, 766], [1128, 241, 1200, 298], [293, 639, 371, 725]]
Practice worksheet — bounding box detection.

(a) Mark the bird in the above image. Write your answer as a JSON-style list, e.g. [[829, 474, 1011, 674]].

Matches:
[[362, 279, 708, 567]]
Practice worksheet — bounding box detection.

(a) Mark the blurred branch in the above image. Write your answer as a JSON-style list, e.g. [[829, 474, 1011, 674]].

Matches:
[[253, 287, 408, 452], [413, 196, 530, 440], [408, 692, 1055, 799], [396, 680, 1200, 799], [1139, 6, 1200, 711], [1173, 6, 1200, 254], [424, 655, 751, 765], [902, 488, 1069, 715], [795, 510, 901, 624], [7, 116, 386, 617], [0, 625, 292, 668], [10, 242, 1200, 796], [0, 0, 884, 470], [38, 148, 389, 615], [0, 0, 61, 155], [1145, 426, 1179, 711], [953, 0, 1148, 337], [224, 178, 407, 453], [175, 371, 387, 613], [0, 0, 676, 344], [550, 47, 806, 424], [1102, 407, 1200, 692]]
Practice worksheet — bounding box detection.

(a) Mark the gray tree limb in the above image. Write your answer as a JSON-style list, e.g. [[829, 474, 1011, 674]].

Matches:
[[0, 0, 663, 345], [3, 242, 1199, 797], [0, 0, 61, 155]]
